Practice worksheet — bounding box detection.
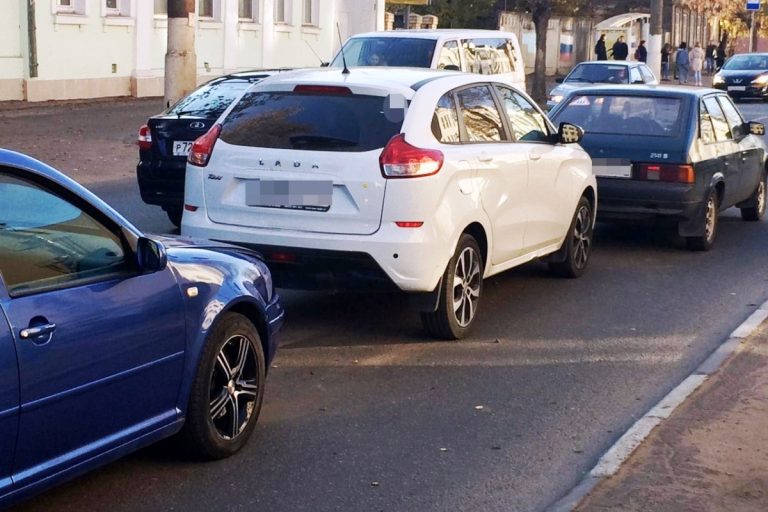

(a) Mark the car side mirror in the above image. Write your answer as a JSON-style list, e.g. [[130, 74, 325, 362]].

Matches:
[[320, 62, 330, 67], [555, 77, 564, 83], [632, 79, 644, 84], [748, 121, 765, 136], [558, 122, 584, 144], [137, 237, 167, 272]]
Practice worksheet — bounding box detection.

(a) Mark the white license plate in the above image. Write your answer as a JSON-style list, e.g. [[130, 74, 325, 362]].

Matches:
[[245, 180, 333, 211], [592, 158, 632, 178], [728, 86, 747, 92], [173, 141, 193, 156]]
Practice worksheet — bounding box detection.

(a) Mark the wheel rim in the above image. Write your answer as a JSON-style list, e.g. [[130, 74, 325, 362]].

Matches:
[[209, 334, 259, 440], [757, 179, 766, 216], [572, 205, 592, 269], [705, 194, 717, 242], [452, 246, 482, 328]]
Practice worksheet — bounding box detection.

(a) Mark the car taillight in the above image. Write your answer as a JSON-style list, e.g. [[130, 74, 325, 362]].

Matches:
[[379, 134, 444, 179], [634, 163, 695, 184], [188, 124, 222, 167], [138, 124, 152, 151]]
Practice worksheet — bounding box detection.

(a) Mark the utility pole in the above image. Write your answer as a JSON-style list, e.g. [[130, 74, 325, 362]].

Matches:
[[165, 0, 196, 108], [648, 0, 663, 81], [750, 11, 757, 52]]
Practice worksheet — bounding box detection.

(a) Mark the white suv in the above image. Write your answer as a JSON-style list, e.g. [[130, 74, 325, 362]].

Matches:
[[182, 68, 596, 339]]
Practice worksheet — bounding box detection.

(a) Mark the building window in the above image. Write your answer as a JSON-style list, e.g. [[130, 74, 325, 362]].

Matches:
[[105, 0, 131, 16], [54, 0, 85, 14], [239, 0, 259, 22], [302, 0, 311, 24], [199, 0, 213, 18], [154, 0, 167, 15], [275, 0, 290, 23]]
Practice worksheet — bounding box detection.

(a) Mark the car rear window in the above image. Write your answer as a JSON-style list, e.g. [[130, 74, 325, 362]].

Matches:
[[330, 37, 437, 68], [220, 91, 403, 152], [168, 79, 256, 118], [552, 94, 683, 137], [566, 64, 630, 84]]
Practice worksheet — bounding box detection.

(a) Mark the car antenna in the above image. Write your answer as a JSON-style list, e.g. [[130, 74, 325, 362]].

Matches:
[[336, 23, 350, 75], [304, 39, 324, 66]]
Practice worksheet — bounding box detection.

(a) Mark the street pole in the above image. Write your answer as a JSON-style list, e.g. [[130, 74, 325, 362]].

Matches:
[[648, 0, 663, 81], [165, 0, 197, 108], [750, 11, 756, 53]]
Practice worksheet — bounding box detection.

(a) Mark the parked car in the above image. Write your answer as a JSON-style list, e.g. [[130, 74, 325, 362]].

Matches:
[[181, 68, 595, 339], [0, 148, 283, 506], [547, 61, 657, 109], [549, 86, 767, 250], [712, 53, 768, 101], [137, 70, 287, 226], [329, 29, 526, 91]]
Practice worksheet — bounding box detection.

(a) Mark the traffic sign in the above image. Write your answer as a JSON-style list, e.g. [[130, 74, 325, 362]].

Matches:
[[747, 0, 760, 11]]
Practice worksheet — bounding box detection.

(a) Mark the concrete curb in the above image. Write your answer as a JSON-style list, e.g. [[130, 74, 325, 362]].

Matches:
[[545, 298, 768, 512]]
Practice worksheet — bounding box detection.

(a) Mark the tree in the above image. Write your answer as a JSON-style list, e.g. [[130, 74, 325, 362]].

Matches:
[[412, 0, 500, 29]]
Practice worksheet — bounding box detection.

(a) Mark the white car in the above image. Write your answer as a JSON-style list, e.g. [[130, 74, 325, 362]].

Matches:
[[182, 68, 596, 339]]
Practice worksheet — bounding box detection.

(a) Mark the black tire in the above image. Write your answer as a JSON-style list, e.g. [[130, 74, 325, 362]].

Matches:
[[420, 234, 483, 340], [740, 172, 766, 221], [686, 189, 719, 251], [549, 196, 594, 278], [166, 206, 183, 227], [181, 312, 266, 460]]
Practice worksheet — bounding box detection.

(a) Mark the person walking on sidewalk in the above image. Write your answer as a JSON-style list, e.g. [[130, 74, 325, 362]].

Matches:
[[611, 36, 629, 60], [676, 42, 690, 84], [690, 42, 705, 86], [635, 40, 648, 63], [661, 43, 672, 80], [595, 34, 608, 60], [705, 41, 717, 75]]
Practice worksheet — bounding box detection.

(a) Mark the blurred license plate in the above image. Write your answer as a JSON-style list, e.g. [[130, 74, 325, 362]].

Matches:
[[592, 158, 631, 178], [728, 86, 747, 92], [173, 141, 193, 156], [245, 180, 332, 211]]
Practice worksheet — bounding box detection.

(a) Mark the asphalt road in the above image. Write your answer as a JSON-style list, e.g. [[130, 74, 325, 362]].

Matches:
[[2, 97, 768, 512]]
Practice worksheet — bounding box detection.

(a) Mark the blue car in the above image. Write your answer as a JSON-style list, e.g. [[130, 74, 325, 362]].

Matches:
[[0, 149, 283, 506]]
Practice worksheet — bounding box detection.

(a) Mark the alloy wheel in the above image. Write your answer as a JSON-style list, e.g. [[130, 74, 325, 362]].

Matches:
[[758, 179, 766, 217], [572, 204, 592, 269], [704, 194, 717, 243], [452, 246, 482, 328], [209, 334, 259, 440]]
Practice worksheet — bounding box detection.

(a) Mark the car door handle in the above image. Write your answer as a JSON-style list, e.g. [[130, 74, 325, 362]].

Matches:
[[20, 323, 57, 340], [478, 155, 494, 163]]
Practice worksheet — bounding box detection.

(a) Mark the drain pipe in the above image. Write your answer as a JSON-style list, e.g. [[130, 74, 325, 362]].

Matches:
[[27, 0, 38, 78]]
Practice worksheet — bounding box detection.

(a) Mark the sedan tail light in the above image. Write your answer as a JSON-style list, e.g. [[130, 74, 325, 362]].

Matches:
[[188, 124, 222, 167], [138, 124, 152, 151], [379, 134, 444, 179], [634, 163, 695, 184]]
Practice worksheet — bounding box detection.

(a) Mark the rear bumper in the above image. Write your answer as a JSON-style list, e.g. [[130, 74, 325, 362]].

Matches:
[[596, 177, 702, 222], [181, 210, 451, 293], [136, 160, 186, 209]]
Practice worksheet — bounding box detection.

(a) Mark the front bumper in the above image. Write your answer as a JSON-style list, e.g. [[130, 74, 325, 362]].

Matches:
[[713, 82, 768, 99]]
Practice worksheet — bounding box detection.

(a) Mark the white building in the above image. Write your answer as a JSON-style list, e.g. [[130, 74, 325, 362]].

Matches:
[[0, 0, 384, 102]]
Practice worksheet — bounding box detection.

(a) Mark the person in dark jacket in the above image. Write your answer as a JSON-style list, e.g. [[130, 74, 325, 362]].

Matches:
[[705, 42, 717, 75], [661, 43, 672, 80], [716, 38, 727, 70], [611, 36, 629, 60], [595, 34, 608, 60], [635, 40, 647, 62]]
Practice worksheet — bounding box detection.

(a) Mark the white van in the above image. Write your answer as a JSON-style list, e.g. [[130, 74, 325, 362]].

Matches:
[[329, 29, 526, 91]]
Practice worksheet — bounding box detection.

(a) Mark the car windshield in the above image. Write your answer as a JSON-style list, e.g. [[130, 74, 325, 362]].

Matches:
[[329, 37, 437, 68], [220, 91, 404, 152], [167, 79, 258, 117], [722, 54, 768, 71], [552, 94, 683, 137], [566, 64, 630, 84]]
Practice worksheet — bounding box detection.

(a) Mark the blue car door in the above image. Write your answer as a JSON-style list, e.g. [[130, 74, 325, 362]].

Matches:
[[0, 301, 19, 496], [0, 169, 186, 490]]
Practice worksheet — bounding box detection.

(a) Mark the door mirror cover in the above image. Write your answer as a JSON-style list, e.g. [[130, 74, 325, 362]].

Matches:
[[555, 77, 564, 84], [558, 122, 584, 144], [749, 121, 765, 136], [137, 237, 168, 272]]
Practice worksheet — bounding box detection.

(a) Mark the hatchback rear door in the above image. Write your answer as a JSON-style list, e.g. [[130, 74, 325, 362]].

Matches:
[[202, 86, 404, 235]]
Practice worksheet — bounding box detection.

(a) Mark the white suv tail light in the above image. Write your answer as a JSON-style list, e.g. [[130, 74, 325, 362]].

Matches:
[[379, 134, 444, 179]]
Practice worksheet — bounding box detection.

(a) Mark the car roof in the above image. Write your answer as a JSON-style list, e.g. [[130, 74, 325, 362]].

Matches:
[[347, 29, 517, 40], [252, 67, 467, 93], [208, 68, 292, 83], [560, 84, 722, 98], [575, 61, 643, 67]]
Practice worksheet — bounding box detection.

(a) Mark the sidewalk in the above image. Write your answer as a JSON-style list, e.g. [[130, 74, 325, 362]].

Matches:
[[573, 321, 768, 511]]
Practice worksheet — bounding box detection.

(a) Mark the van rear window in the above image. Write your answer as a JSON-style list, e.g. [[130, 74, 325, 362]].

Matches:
[[220, 92, 403, 152], [330, 37, 436, 68]]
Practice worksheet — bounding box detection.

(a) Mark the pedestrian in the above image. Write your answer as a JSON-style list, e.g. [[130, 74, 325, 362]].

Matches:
[[705, 41, 717, 75], [634, 39, 647, 63], [676, 42, 690, 84], [716, 38, 726, 70], [661, 43, 672, 80], [595, 34, 608, 60], [690, 42, 705, 86], [612, 35, 629, 60]]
